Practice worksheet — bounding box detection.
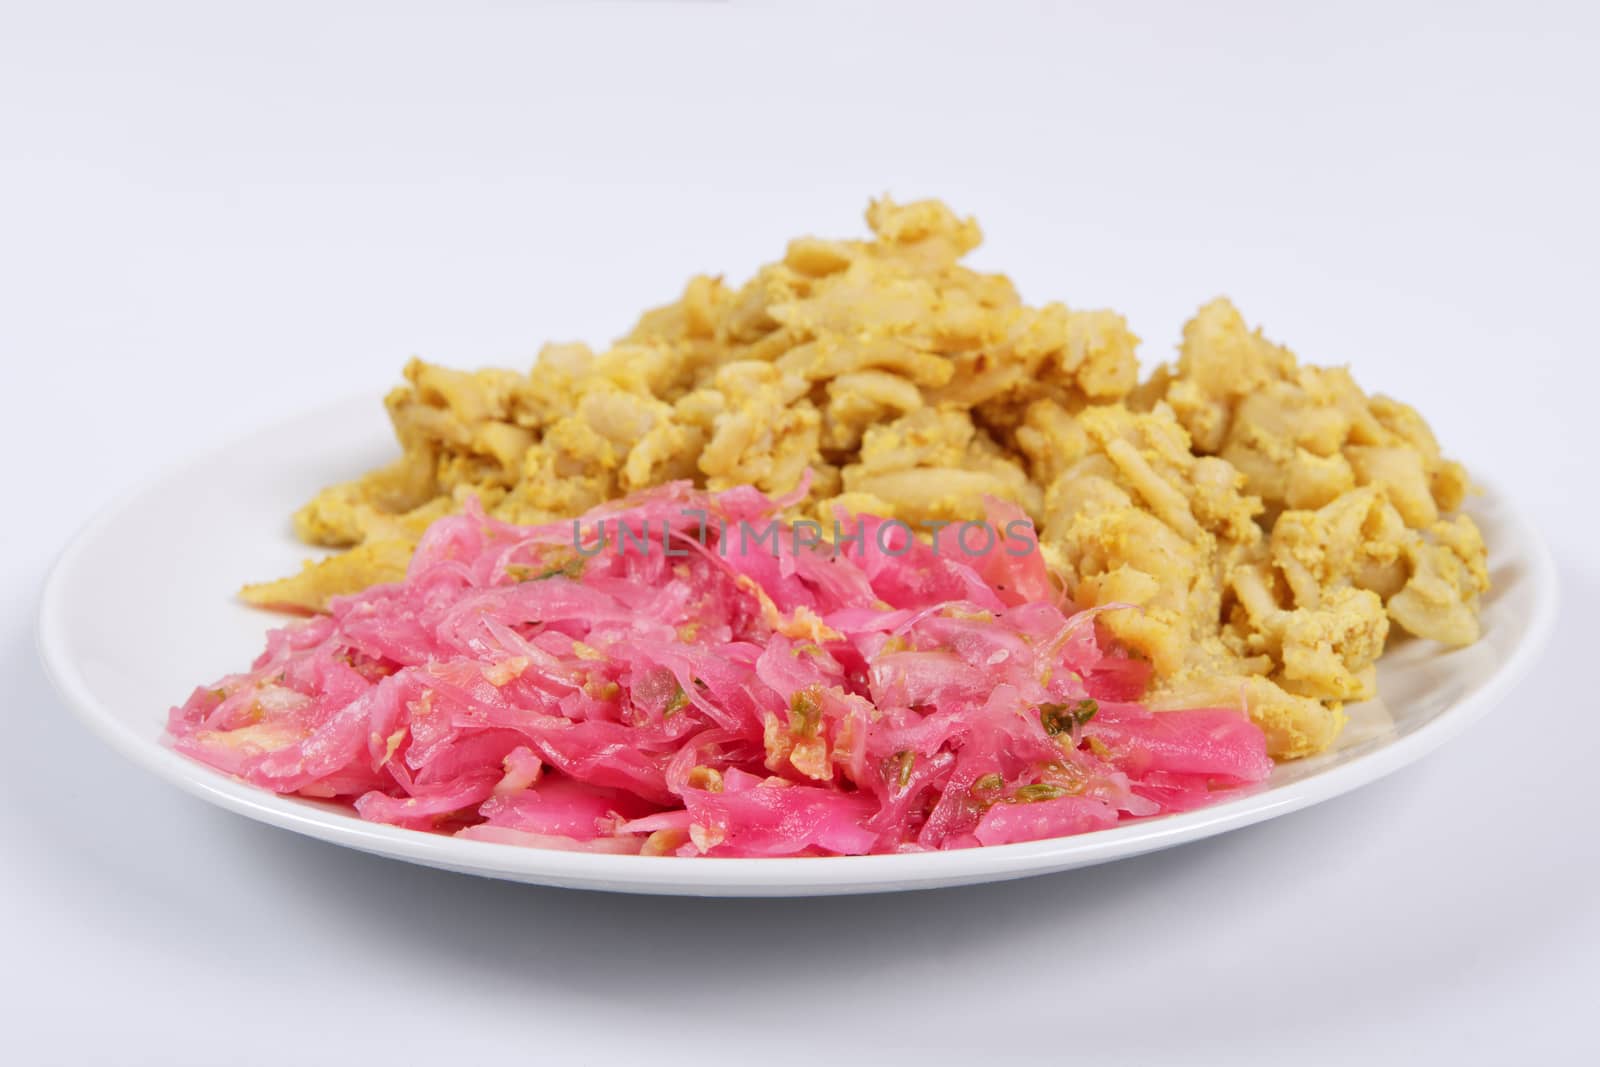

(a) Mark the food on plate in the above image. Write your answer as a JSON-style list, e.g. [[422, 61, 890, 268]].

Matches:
[[239, 198, 1487, 760], [174, 485, 1271, 855]]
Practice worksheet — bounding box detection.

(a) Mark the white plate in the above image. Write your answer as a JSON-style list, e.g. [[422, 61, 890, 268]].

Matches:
[[37, 397, 1558, 896]]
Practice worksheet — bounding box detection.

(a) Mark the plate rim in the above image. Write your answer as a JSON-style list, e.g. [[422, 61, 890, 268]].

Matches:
[[34, 397, 1562, 896]]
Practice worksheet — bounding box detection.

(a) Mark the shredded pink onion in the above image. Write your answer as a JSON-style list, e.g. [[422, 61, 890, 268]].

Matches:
[[169, 484, 1271, 856]]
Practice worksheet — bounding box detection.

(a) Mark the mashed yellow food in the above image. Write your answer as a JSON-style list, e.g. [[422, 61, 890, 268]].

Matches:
[[245, 199, 1489, 759]]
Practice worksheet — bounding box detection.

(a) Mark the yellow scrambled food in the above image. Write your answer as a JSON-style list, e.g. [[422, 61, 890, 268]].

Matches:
[[246, 199, 1489, 759]]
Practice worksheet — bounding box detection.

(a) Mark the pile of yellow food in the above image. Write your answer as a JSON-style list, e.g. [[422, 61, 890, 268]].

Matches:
[[247, 199, 1489, 760]]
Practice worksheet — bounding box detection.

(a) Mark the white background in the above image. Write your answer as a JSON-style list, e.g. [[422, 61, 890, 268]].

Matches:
[[4, 2, 1598, 1063]]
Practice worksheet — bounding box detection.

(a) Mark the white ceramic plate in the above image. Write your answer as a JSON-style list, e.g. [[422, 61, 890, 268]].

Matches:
[[37, 397, 1558, 896]]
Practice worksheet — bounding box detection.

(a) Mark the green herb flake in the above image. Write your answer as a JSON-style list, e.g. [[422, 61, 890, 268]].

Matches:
[[547, 558, 585, 581], [663, 683, 690, 719], [507, 557, 584, 583], [1012, 783, 1070, 803], [971, 773, 1004, 799], [1040, 698, 1099, 735], [890, 750, 916, 789], [789, 688, 823, 737]]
